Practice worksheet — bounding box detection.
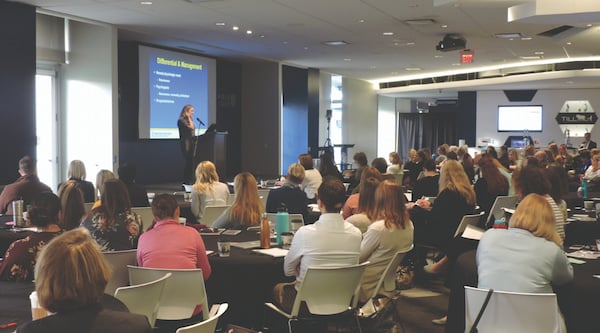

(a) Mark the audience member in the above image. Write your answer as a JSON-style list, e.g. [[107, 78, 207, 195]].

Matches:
[[191, 161, 229, 224], [434, 144, 448, 165], [349, 152, 368, 194], [58, 160, 95, 203], [81, 179, 142, 251], [508, 148, 522, 171], [476, 193, 572, 331], [17, 228, 151, 333], [137, 194, 211, 277], [474, 154, 509, 222], [457, 145, 475, 182], [497, 145, 510, 170], [403, 149, 421, 188], [580, 152, 600, 193], [345, 177, 380, 233], [266, 163, 308, 220], [342, 167, 382, 219], [580, 132, 597, 151], [57, 180, 86, 231], [372, 157, 395, 182], [298, 153, 322, 201], [0, 156, 52, 215], [318, 151, 343, 182], [411, 159, 439, 202], [212, 172, 262, 229], [0, 192, 62, 282], [118, 162, 149, 207], [273, 179, 361, 313], [386, 152, 403, 183], [358, 181, 413, 302], [93, 169, 116, 208]]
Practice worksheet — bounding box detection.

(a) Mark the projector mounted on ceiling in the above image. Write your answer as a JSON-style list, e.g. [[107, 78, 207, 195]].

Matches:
[[436, 34, 467, 52]]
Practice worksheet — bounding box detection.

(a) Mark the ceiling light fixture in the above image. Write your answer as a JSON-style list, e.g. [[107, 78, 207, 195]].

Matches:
[[520, 56, 541, 60], [322, 40, 349, 46], [215, 22, 225, 26], [383, 32, 394, 36], [246, 30, 252, 34], [405, 67, 421, 71], [521, 37, 533, 41], [140, 1, 152, 4], [344, 58, 352, 61], [495, 32, 523, 39], [232, 26, 239, 31]]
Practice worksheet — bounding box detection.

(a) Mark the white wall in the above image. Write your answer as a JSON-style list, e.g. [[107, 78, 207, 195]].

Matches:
[[377, 95, 396, 157], [476, 89, 600, 148], [59, 20, 117, 181], [342, 77, 378, 163]]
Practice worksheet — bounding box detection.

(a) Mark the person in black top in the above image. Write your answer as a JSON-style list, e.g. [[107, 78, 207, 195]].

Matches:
[[411, 159, 439, 201], [58, 160, 95, 203], [177, 104, 196, 184], [118, 162, 149, 207], [266, 163, 309, 221]]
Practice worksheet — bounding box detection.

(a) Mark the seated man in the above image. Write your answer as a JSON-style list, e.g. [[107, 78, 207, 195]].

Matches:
[[0, 156, 52, 214], [266, 163, 308, 220], [273, 179, 362, 313], [136, 193, 211, 279]]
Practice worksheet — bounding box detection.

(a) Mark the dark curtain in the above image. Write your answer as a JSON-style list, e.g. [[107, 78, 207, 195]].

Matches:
[[422, 112, 457, 152], [397, 113, 421, 161]]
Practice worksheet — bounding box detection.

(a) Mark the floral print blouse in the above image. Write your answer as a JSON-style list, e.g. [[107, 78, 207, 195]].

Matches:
[[0, 231, 61, 282], [81, 211, 142, 251]]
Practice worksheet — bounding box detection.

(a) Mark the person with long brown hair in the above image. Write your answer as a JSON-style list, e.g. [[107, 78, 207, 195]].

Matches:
[[57, 180, 86, 231], [475, 154, 509, 222], [342, 167, 382, 219], [358, 180, 414, 302], [212, 172, 263, 229], [345, 177, 380, 233], [178, 104, 196, 183], [191, 161, 230, 224], [81, 179, 142, 251]]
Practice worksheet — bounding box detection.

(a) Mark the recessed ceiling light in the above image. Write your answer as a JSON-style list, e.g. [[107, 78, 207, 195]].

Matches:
[[259, 35, 265, 38], [232, 26, 239, 31], [303, 47, 309, 50], [520, 56, 541, 60], [521, 37, 533, 41], [566, 41, 572, 45], [534, 51, 545, 55], [140, 1, 152, 4], [434, 55, 443, 58], [495, 32, 523, 39], [322, 40, 350, 46], [358, 19, 365, 23], [441, 25, 448, 29], [405, 67, 421, 71], [344, 58, 352, 61], [215, 22, 225, 26], [246, 30, 252, 34], [383, 32, 394, 36], [586, 24, 593, 28]]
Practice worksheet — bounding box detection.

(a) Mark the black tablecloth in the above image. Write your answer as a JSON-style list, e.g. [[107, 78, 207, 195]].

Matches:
[[446, 250, 600, 333], [203, 230, 291, 329], [0, 215, 33, 256]]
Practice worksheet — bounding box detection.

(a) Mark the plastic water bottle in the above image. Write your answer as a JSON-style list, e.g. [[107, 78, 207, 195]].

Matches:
[[276, 208, 289, 246], [582, 179, 589, 199]]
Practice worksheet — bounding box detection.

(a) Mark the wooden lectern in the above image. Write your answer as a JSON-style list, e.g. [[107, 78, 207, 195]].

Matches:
[[194, 132, 227, 179]]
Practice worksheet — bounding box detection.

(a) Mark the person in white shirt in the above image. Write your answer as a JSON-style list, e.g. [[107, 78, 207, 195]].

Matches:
[[191, 161, 230, 224], [298, 153, 322, 202], [273, 178, 362, 313]]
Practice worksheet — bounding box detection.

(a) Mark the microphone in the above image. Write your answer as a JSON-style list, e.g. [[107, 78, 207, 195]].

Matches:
[[196, 117, 206, 126]]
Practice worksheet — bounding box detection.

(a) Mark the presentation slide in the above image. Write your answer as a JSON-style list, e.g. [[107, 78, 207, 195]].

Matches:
[[138, 45, 216, 139], [498, 105, 543, 132]]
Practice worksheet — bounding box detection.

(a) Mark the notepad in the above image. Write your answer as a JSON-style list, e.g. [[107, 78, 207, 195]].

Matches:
[[461, 225, 484, 240], [231, 240, 261, 249], [253, 248, 288, 257], [221, 229, 242, 236]]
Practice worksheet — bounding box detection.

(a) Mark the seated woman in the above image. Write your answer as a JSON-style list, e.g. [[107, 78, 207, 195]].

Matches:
[[212, 172, 262, 229], [81, 179, 142, 251], [58, 160, 95, 203], [342, 167, 382, 219], [137, 194, 211, 278], [298, 153, 322, 201], [17, 228, 151, 333], [386, 152, 404, 184], [266, 163, 308, 220], [318, 151, 343, 182], [0, 192, 62, 282], [57, 180, 86, 231], [411, 159, 439, 202], [477, 193, 572, 331], [191, 161, 230, 224], [345, 177, 380, 233], [475, 154, 509, 223], [359, 180, 413, 303], [92, 169, 116, 209]]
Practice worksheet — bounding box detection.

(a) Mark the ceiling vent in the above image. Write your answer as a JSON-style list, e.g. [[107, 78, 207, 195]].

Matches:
[[537, 25, 586, 39]]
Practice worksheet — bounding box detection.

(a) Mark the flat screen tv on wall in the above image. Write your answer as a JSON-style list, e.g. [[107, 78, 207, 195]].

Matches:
[[497, 105, 543, 132]]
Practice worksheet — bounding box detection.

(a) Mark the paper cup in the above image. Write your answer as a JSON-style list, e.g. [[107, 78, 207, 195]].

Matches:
[[217, 241, 231, 257]]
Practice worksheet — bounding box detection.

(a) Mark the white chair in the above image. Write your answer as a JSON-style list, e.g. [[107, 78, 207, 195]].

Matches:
[[114, 272, 171, 327], [202, 205, 230, 227], [265, 262, 368, 333], [103, 249, 138, 295], [464, 286, 564, 333], [128, 266, 210, 321], [485, 195, 518, 228], [453, 212, 485, 238], [358, 247, 413, 331], [175, 303, 228, 333], [132, 206, 154, 231]]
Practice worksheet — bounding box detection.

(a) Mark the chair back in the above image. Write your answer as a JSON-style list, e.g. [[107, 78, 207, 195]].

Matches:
[[258, 188, 270, 208], [464, 286, 563, 333], [485, 195, 518, 227], [114, 272, 171, 327], [454, 212, 485, 238], [132, 207, 154, 231], [290, 262, 368, 317], [128, 265, 209, 320], [175, 303, 228, 333], [84, 202, 94, 213], [103, 249, 138, 295], [370, 246, 413, 300], [227, 193, 236, 205], [203, 205, 230, 227]]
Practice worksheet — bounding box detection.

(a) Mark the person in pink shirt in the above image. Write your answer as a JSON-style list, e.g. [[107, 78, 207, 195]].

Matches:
[[137, 194, 211, 279]]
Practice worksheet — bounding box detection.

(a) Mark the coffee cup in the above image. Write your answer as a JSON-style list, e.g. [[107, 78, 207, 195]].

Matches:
[[281, 232, 294, 250], [217, 240, 231, 257]]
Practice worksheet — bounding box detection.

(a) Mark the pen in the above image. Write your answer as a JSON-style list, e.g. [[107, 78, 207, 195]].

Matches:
[[0, 321, 17, 329]]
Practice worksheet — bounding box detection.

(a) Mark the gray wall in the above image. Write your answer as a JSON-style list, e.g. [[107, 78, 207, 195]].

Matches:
[[342, 76, 378, 163]]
